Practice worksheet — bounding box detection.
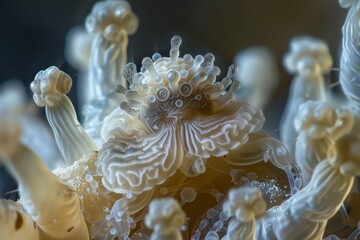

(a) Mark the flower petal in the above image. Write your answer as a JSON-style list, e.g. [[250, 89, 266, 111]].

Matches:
[[180, 101, 264, 158], [98, 127, 184, 194]]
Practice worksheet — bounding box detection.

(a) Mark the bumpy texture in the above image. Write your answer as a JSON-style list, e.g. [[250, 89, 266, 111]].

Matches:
[[145, 198, 186, 240], [222, 187, 266, 240], [283, 36, 332, 76], [255, 133, 360, 240], [82, 0, 139, 146], [294, 101, 337, 137], [30, 66, 98, 164], [31, 66, 72, 107], [98, 36, 265, 194], [294, 101, 354, 185], [223, 187, 266, 222], [85, 0, 138, 38], [280, 36, 332, 155]]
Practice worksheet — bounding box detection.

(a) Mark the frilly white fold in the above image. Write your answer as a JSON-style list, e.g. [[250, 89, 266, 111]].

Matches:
[[99, 127, 184, 194], [97, 36, 265, 194]]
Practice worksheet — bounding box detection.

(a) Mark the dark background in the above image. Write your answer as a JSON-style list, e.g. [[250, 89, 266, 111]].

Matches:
[[0, 0, 346, 98], [0, 0, 348, 199]]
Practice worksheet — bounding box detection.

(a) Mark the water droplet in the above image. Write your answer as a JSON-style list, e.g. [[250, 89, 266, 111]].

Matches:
[[126, 192, 133, 199], [85, 173, 93, 182], [148, 95, 156, 102], [180, 225, 187, 231], [110, 228, 116, 235], [276, 146, 287, 156], [90, 180, 98, 189], [127, 217, 134, 223], [175, 99, 183, 107]]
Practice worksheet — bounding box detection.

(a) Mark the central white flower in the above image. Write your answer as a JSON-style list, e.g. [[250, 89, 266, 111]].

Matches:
[[98, 36, 265, 194]]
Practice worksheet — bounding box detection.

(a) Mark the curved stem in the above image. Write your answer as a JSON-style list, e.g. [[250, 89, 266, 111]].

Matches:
[[46, 95, 98, 164], [3, 144, 89, 239], [280, 75, 326, 155], [340, 1, 360, 110], [83, 34, 128, 145], [225, 136, 302, 195]]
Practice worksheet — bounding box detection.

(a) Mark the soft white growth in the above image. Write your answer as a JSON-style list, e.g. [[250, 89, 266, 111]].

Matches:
[[225, 132, 302, 195], [178, 156, 207, 177], [339, 0, 358, 10], [0, 80, 63, 169], [337, 6, 360, 231], [4, 0, 359, 238], [255, 133, 360, 240], [295, 101, 337, 138], [31, 66, 98, 164], [191, 157, 206, 176], [100, 105, 146, 141], [0, 80, 27, 114], [339, 0, 360, 142], [145, 198, 186, 240], [0, 119, 89, 240], [90, 188, 155, 240], [65, 26, 93, 72], [204, 220, 224, 240], [294, 101, 353, 185], [283, 37, 332, 76], [98, 35, 265, 194], [0, 114, 22, 159], [99, 120, 185, 194], [53, 152, 118, 230], [65, 26, 93, 111], [83, 0, 139, 146], [91, 198, 131, 240], [280, 36, 332, 154], [191, 205, 228, 240], [85, 0, 138, 92], [233, 47, 279, 110], [222, 187, 266, 240], [51, 136, 155, 239]]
